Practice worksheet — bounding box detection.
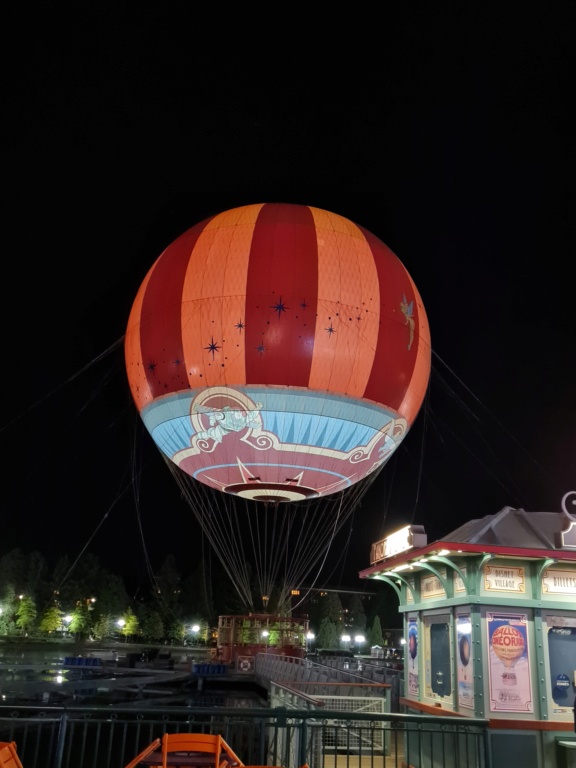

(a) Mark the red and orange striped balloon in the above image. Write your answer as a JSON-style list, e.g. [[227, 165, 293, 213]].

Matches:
[[125, 203, 431, 503]]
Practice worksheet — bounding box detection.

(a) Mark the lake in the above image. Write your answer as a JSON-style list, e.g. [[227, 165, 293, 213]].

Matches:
[[0, 641, 267, 708]]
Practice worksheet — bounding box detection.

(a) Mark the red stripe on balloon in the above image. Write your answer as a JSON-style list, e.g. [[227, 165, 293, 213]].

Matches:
[[139, 222, 209, 400], [361, 227, 418, 410], [245, 204, 319, 387]]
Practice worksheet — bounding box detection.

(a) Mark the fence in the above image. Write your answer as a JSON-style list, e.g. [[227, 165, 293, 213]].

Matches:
[[0, 703, 490, 768], [0, 651, 489, 768], [255, 652, 403, 712]]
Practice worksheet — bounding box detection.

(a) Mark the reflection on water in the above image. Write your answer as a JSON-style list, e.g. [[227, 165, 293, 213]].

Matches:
[[0, 643, 267, 708]]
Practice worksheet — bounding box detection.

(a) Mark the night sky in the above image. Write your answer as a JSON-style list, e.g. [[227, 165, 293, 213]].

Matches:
[[3, 7, 575, 596]]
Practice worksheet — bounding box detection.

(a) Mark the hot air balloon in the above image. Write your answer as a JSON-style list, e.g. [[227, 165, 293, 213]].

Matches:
[[125, 203, 431, 610], [491, 624, 526, 686]]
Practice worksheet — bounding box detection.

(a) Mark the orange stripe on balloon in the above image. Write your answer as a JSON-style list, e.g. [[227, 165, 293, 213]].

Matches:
[[181, 205, 264, 388], [124, 266, 155, 410], [308, 208, 379, 397]]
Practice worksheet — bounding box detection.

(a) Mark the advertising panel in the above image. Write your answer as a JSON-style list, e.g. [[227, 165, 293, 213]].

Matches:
[[487, 612, 532, 712], [457, 615, 474, 709], [407, 618, 419, 696]]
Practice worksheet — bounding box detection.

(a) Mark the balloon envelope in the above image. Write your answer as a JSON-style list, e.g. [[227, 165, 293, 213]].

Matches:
[[125, 203, 431, 503]]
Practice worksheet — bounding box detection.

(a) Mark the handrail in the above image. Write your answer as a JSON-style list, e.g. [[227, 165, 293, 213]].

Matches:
[[0, 702, 491, 768]]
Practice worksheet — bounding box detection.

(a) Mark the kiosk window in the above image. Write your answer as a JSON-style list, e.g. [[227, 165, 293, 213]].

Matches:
[[430, 621, 452, 696], [548, 627, 576, 706]]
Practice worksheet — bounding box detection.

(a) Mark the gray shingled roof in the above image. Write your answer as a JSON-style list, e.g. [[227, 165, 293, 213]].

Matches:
[[441, 506, 566, 550]]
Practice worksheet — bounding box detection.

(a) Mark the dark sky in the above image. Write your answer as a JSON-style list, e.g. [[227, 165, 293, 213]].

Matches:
[[3, 7, 575, 596]]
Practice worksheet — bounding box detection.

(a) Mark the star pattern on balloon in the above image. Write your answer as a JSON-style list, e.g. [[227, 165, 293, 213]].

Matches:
[[204, 337, 221, 358], [270, 297, 288, 318]]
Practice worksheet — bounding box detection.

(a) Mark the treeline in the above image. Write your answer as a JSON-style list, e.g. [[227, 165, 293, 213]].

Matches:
[[0, 547, 400, 647]]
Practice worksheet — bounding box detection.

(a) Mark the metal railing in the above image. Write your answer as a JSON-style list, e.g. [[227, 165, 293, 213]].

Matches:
[[254, 653, 403, 712], [0, 703, 490, 768], [0, 651, 488, 768]]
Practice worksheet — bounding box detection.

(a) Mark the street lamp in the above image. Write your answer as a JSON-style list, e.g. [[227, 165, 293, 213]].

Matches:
[[306, 631, 315, 653], [262, 630, 269, 653], [117, 618, 127, 642], [341, 634, 351, 650], [190, 624, 200, 645], [354, 634, 365, 670]]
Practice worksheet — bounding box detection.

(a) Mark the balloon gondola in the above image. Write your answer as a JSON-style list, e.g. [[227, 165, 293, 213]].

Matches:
[[125, 203, 431, 611]]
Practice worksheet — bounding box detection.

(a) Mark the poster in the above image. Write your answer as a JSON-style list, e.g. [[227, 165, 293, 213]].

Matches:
[[487, 612, 533, 712], [457, 615, 474, 709], [407, 618, 419, 695]]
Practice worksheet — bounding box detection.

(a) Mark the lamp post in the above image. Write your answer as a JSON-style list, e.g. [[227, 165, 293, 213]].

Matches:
[[354, 634, 365, 671], [341, 634, 351, 669], [306, 631, 315, 654], [190, 624, 200, 645], [262, 630, 269, 653], [117, 618, 127, 642]]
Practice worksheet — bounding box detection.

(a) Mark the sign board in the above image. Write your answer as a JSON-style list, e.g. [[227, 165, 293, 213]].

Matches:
[[542, 568, 576, 595], [484, 565, 525, 593], [371, 525, 427, 564]]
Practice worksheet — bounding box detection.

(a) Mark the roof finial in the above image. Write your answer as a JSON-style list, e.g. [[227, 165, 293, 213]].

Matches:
[[561, 491, 576, 520]]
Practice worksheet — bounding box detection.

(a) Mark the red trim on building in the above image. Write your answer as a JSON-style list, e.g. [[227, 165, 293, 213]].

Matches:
[[360, 539, 576, 579]]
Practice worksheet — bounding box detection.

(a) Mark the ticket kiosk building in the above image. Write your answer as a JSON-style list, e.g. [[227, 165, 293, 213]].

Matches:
[[359, 505, 576, 768]]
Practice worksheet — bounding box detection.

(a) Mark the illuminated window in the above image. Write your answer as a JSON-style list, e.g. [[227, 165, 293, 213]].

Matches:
[[548, 626, 576, 707], [424, 615, 452, 699]]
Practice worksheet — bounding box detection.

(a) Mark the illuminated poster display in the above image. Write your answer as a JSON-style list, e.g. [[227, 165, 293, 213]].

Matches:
[[457, 615, 474, 709], [487, 612, 533, 712], [407, 618, 419, 695], [546, 619, 576, 713]]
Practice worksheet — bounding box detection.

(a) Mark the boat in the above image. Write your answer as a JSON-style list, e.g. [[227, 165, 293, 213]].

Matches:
[[216, 614, 308, 669]]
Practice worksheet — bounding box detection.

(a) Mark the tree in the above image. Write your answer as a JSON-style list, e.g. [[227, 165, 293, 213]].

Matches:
[[120, 607, 140, 641], [367, 614, 384, 648], [314, 591, 344, 631], [69, 602, 92, 639], [25, 551, 49, 604], [16, 595, 37, 634], [180, 561, 214, 623], [165, 617, 186, 645], [92, 613, 115, 641], [91, 573, 129, 621], [38, 605, 63, 634], [0, 549, 27, 598], [316, 617, 340, 649], [138, 606, 165, 642], [347, 594, 366, 633], [371, 583, 402, 630], [153, 556, 182, 614]]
